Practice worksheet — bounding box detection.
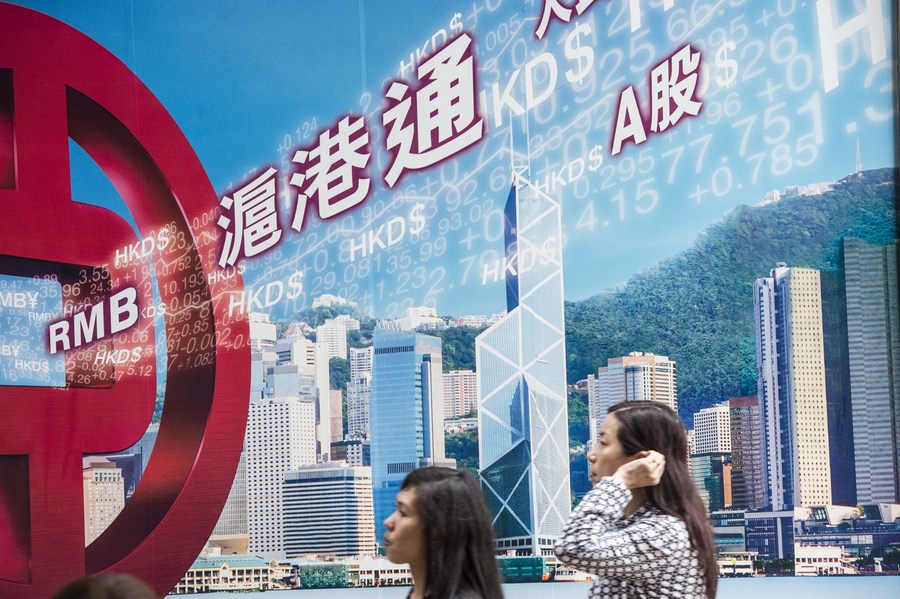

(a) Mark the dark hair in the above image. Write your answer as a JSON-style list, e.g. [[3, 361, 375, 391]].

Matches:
[[51, 573, 156, 599], [608, 401, 718, 598], [400, 467, 504, 599]]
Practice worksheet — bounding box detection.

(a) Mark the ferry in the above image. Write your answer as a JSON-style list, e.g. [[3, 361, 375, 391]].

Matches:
[[553, 565, 595, 582]]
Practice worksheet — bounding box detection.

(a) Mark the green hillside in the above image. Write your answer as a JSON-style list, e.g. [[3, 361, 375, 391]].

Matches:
[[564, 168, 897, 426]]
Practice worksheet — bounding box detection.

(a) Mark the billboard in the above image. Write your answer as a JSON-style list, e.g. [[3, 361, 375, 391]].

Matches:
[[1, 0, 897, 596]]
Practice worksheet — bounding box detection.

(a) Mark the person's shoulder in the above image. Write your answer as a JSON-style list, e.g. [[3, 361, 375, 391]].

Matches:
[[638, 506, 691, 536], [641, 504, 686, 523]]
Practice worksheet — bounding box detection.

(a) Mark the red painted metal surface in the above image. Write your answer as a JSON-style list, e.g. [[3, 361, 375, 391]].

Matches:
[[0, 4, 249, 597]]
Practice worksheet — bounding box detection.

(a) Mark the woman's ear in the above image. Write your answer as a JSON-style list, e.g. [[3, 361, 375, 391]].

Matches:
[[624, 450, 650, 463]]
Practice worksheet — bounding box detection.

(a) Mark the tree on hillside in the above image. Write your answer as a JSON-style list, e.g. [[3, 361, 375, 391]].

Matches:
[[565, 169, 896, 425], [445, 429, 478, 474], [428, 325, 484, 372]]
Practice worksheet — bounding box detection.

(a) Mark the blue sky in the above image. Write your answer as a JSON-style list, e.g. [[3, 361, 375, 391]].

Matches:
[[6, 0, 898, 318]]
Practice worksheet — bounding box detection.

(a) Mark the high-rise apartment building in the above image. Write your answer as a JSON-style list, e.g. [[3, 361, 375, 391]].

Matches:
[[691, 402, 732, 513], [370, 329, 448, 544], [693, 401, 732, 454], [316, 318, 352, 361], [728, 396, 765, 510], [754, 264, 831, 509], [347, 346, 373, 439], [283, 463, 376, 557], [211, 452, 248, 540], [587, 352, 678, 436], [101, 453, 142, 502], [245, 397, 317, 558], [843, 238, 900, 502], [586, 373, 601, 448], [476, 178, 570, 557], [443, 369, 478, 419], [249, 314, 279, 400], [82, 457, 125, 544]]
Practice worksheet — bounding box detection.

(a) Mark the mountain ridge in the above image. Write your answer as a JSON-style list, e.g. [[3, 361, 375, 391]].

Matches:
[[564, 167, 898, 426]]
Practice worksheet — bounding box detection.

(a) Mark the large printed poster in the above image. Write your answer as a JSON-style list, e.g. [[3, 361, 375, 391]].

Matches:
[[0, 0, 898, 596]]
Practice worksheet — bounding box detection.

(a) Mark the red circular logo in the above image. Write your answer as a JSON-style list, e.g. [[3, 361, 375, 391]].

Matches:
[[0, 4, 249, 597]]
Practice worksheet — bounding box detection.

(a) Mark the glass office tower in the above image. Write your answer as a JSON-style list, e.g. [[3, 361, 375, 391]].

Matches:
[[369, 329, 447, 545], [477, 177, 571, 556]]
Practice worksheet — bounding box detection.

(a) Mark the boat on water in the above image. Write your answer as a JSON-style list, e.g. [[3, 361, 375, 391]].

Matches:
[[553, 565, 595, 582]]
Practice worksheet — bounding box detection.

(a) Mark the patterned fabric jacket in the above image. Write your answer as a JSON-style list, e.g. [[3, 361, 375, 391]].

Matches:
[[554, 477, 706, 598]]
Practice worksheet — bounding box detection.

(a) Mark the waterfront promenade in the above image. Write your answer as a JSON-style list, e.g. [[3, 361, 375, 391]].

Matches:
[[188, 577, 899, 599]]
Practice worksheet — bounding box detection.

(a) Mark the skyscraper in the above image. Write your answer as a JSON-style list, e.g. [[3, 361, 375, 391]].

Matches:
[[272, 329, 335, 460], [245, 397, 316, 558], [728, 396, 765, 510], [689, 453, 731, 512], [347, 346, 373, 439], [272, 335, 317, 374], [443, 369, 478, 419], [214, 314, 289, 559], [843, 238, 900, 502], [691, 403, 733, 513], [210, 451, 248, 543], [315, 341, 333, 460], [476, 177, 570, 557], [265, 364, 318, 401], [693, 401, 732, 454], [754, 264, 831, 509], [283, 463, 376, 557], [330, 389, 344, 442], [317, 317, 354, 361], [370, 329, 449, 545], [82, 457, 124, 545], [819, 268, 856, 506], [587, 352, 678, 436]]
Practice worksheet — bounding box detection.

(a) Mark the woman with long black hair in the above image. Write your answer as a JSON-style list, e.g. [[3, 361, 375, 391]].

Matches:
[[555, 400, 718, 598], [383, 467, 504, 599]]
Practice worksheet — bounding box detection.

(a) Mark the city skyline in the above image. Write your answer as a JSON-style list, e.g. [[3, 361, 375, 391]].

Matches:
[[3, 1, 896, 592], [75, 182, 899, 567], [88, 235, 899, 577]]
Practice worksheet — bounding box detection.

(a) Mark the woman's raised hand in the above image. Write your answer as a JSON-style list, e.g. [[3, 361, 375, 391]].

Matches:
[[612, 450, 666, 489]]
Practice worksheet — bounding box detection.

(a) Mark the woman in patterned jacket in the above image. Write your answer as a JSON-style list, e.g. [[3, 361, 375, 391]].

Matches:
[[555, 401, 718, 598], [383, 467, 504, 599]]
